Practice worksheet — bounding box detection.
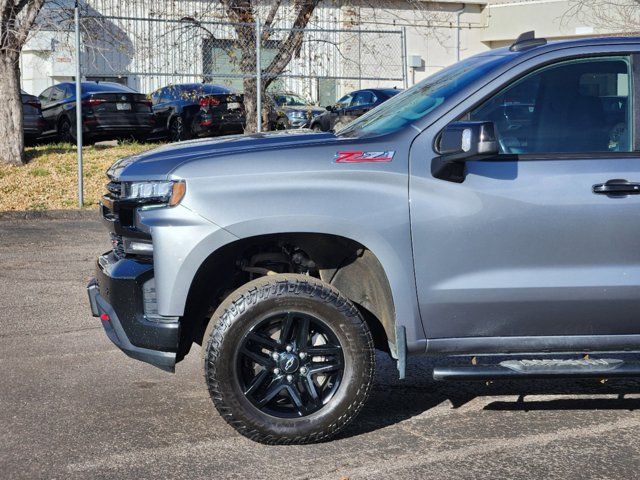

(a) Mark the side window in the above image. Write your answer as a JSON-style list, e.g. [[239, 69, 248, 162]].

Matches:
[[38, 87, 53, 104], [335, 94, 353, 108], [48, 86, 66, 102], [352, 91, 375, 106], [470, 56, 632, 154]]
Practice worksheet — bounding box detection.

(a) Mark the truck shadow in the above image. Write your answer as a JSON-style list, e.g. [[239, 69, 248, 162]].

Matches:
[[338, 352, 640, 439]]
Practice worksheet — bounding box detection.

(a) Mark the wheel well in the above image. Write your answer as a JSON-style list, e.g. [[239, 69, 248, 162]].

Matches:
[[178, 233, 397, 361]]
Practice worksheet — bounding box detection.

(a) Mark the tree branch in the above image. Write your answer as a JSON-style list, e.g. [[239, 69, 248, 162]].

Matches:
[[261, 0, 282, 42], [263, 0, 319, 84], [14, 0, 44, 50]]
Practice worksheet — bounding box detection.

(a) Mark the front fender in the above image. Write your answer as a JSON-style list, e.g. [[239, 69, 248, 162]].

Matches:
[[181, 214, 424, 352]]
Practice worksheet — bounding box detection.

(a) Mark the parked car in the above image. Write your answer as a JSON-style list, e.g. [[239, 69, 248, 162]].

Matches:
[[267, 92, 324, 129], [310, 87, 402, 132], [21, 90, 44, 144], [37, 82, 153, 144], [151, 84, 245, 142], [88, 33, 640, 445]]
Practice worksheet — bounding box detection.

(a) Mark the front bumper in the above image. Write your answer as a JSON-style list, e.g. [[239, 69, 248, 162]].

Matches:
[[288, 118, 309, 128], [87, 252, 179, 371]]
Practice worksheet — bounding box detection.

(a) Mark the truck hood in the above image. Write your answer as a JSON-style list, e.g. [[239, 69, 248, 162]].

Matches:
[[108, 130, 341, 180]]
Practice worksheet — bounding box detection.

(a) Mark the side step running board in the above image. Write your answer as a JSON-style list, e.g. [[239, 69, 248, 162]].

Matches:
[[433, 358, 640, 381]]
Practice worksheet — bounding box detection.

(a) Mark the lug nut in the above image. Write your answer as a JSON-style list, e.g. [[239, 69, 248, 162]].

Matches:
[[286, 374, 294, 382], [285, 345, 293, 352], [272, 352, 280, 361], [299, 352, 307, 359], [300, 367, 308, 375], [273, 368, 280, 375]]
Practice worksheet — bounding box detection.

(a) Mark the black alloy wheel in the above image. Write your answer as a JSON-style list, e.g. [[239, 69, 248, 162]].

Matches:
[[58, 118, 75, 144], [237, 311, 344, 418], [169, 116, 188, 142]]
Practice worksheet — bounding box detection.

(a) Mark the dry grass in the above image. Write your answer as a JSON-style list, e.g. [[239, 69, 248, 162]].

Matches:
[[0, 142, 157, 211]]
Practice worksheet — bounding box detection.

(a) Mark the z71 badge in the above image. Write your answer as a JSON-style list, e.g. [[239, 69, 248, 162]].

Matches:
[[334, 151, 395, 163]]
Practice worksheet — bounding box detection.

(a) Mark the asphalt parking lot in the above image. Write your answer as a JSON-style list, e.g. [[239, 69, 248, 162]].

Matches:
[[3, 212, 640, 479]]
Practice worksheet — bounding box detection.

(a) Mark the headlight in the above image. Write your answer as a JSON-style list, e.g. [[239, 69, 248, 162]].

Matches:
[[121, 180, 186, 207], [287, 110, 307, 119]]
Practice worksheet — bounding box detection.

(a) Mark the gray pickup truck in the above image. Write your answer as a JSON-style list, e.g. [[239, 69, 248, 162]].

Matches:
[[88, 33, 640, 444]]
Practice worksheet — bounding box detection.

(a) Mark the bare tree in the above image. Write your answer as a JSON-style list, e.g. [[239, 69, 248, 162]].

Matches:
[[566, 1, 640, 34], [0, 0, 46, 165], [220, 0, 319, 132]]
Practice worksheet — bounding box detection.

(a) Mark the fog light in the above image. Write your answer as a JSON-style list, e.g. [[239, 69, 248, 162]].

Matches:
[[123, 238, 153, 255]]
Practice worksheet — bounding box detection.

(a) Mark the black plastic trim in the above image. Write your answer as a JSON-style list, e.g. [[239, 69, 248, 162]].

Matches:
[[396, 325, 407, 380], [88, 282, 176, 372], [433, 362, 640, 381], [93, 253, 179, 356], [426, 334, 640, 354]]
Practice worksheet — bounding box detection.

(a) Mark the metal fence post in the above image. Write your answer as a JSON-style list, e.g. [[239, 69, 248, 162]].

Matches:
[[401, 27, 408, 90], [255, 19, 262, 133], [74, 2, 84, 208]]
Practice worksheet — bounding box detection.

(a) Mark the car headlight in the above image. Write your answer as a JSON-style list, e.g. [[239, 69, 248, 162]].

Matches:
[[287, 111, 307, 120], [121, 180, 186, 207]]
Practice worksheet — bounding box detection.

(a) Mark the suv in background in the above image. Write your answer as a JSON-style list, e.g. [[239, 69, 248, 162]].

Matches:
[[151, 84, 245, 142], [38, 82, 154, 143], [310, 87, 402, 132], [267, 92, 324, 129], [89, 33, 640, 445]]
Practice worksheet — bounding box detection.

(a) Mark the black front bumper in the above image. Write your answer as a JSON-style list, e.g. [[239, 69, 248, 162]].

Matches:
[[87, 252, 179, 371]]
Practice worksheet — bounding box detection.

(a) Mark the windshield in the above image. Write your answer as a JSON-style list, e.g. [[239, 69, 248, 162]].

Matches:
[[275, 94, 307, 106], [338, 54, 511, 138]]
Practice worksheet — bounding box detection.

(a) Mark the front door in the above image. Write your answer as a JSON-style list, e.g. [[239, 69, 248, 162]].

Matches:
[[410, 54, 640, 345]]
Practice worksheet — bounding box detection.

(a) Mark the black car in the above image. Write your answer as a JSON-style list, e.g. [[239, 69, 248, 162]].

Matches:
[[310, 88, 403, 132], [151, 84, 245, 142], [267, 92, 324, 129], [38, 82, 154, 143], [21, 90, 44, 144]]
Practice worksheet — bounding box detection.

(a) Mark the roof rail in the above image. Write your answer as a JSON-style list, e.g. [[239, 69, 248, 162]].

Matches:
[[510, 31, 547, 52]]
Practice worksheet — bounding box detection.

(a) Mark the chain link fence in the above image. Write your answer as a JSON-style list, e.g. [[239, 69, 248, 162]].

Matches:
[[76, 12, 407, 119]]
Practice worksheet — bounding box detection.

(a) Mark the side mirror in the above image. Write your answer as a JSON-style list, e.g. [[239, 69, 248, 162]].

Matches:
[[437, 121, 499, 162]]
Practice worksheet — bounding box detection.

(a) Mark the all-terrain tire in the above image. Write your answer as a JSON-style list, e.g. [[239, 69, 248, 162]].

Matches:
[[203, 273, 375, 444]]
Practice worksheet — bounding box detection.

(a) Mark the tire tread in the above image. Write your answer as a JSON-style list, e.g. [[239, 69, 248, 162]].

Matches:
[[203, 273, 375, 445]]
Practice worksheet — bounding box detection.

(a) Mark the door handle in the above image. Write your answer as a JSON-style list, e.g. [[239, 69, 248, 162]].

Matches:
[[593, 179, 640, 197]]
